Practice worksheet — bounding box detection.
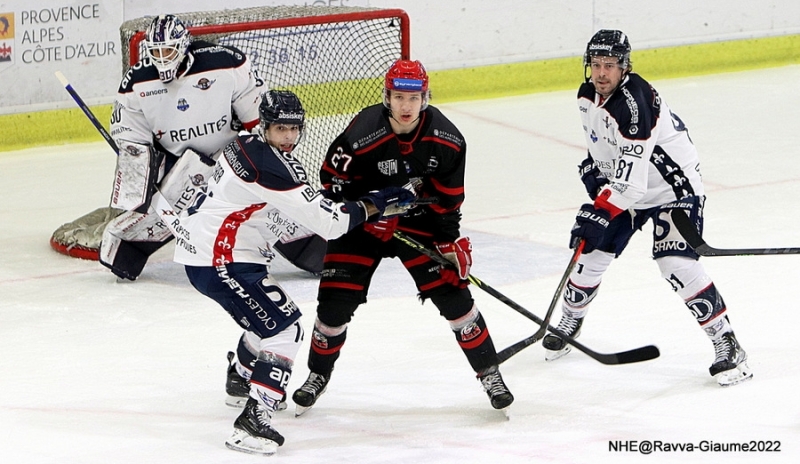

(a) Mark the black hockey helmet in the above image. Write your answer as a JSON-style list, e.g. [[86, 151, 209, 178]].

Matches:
[[259, 89, 305, 128], [584, 29, 631, 68]]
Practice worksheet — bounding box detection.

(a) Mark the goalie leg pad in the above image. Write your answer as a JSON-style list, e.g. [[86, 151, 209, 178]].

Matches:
[[156, 147, 218, 215], [111, 140, 163, 213], [50, 207, 124, 260], [99, 210, 174, 280]]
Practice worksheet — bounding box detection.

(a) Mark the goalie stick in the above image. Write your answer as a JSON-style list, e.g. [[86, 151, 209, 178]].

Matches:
[[392, 230, 660, 365], [670, 209, 800, 256]]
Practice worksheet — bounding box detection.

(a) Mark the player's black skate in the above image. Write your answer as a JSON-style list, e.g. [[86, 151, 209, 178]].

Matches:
[[225, 352, 287, 410], [709, 332, 753, 387], [226, 352, 250, 407], [225, 397, 285, 456], [477, 365, 514, 413], [292, 372, 329, 417], [542, 313, 583, 361]]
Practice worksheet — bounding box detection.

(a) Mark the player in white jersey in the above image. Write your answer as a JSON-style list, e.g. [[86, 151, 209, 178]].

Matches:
[[174, 90, 415, 455], [51, 14, 324, 279], [542, 30, 752, 387]]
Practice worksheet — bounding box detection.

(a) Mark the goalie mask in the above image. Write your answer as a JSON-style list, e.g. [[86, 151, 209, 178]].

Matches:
[[383, 59, 430, 111], [259, 90, 306, 151], [144, 14, 192, 83], [584, 29, 631, 69]]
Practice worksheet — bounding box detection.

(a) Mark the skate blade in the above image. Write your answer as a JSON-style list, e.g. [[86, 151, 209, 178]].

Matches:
[[295, 404, 313, 417], [544, 346, 572, 362], [225, 395, 248, 408], [715, 362, 754, 387], [225, 429, 279, 456]]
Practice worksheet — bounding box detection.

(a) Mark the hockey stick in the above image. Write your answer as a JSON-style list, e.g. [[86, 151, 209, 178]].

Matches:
[[56, 71, 120, 154], [670, 209, 800, 256], [498, 240, 585, 363], [392, 231, 660, 365]]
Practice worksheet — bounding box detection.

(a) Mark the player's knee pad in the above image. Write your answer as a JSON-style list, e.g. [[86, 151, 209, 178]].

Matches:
[[234, 332, 260, 378], [563, 280, 600, 315], [310, 317, 347, 355], [657, 255, 712, 300], [249, 321, 304, 404], [447, 304, 490, 349], [427, 287, 474, 321], [316, 299, 358, 328], [570, 250, 614, 288]]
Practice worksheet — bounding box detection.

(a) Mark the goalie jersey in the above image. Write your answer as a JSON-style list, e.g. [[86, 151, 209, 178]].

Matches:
[[174, 134, 368, 267], [110, 40, 262, 157], [578, 72, 705, 214]]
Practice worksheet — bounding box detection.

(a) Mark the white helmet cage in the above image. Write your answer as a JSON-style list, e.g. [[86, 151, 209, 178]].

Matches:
[[144, 14, 192, 83]]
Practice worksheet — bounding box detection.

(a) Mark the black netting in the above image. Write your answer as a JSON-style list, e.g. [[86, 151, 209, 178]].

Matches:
[[120, 7, 406, 189]]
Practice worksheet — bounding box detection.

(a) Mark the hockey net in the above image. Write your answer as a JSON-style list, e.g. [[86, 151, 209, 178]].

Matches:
[[122, 6, 410, 190]]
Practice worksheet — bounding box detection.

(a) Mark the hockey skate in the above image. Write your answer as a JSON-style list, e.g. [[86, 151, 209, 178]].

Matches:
[[292, 372, 329, 417], [542, 313, 584, 361], [225, 398, 285, 456], [709, 332, 753, 387], [477, 365, 514, 413], [226, 352, 287, 410]]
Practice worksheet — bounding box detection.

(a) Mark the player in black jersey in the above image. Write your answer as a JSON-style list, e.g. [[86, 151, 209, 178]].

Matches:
[[291, 60, 514, 415]]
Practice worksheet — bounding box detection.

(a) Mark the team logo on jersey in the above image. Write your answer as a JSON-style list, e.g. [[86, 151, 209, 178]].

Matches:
[[590, 130, 598, 143], [377, 159, 398, 176], [190, 174, 205, 187], [154, 130, 165, 140], [177, 98, 189, 111], [193, 78, 216, 90]]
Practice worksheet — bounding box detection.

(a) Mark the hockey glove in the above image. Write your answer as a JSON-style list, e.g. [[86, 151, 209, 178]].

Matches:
[[570, 204, 611, 253], [359, 186, 417, 221], [578, 155, 609, 200], [363, 217, 399, 242], [435, 237, 473, 285]]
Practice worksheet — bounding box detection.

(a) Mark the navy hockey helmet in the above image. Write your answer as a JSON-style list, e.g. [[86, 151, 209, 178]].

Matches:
[[259, 90, 305, 128], [259, 90, 306, 147], [144, 14, 192, 83], [584, 29, 631, 69], [383, 59, 431, 111]]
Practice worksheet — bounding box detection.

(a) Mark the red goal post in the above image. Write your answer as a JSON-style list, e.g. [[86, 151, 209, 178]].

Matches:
[[119, 6, 410, 189]]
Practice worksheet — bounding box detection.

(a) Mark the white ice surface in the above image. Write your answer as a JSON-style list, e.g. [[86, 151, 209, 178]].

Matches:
[[2, 66, 799, 463]]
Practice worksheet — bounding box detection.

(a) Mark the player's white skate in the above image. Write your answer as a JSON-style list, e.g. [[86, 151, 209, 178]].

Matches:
[[710, 332, 753, 387], [225, 398, 284, 456], [292, 372, 329, 417], [542, 314, 583, 361]]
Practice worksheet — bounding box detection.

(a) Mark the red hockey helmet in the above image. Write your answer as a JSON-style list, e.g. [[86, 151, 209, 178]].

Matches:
[[383, 59, 430, 110]]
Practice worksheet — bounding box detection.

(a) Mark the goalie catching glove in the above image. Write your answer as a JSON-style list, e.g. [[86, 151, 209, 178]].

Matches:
[[435, 237, 473, 285]]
